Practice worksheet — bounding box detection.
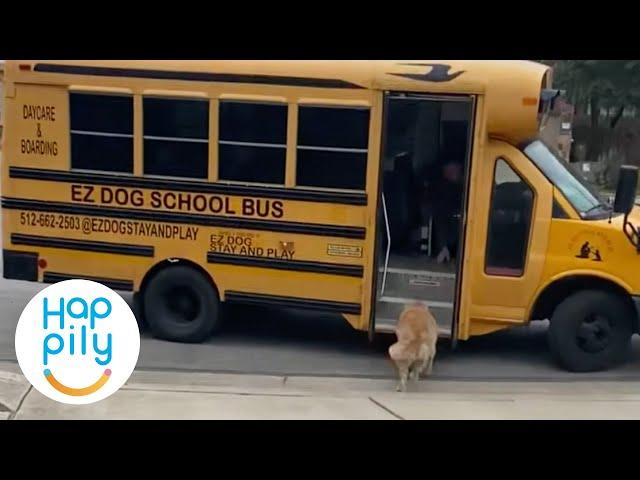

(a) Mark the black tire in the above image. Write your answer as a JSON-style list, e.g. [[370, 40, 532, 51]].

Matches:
[[131, 292, 146, 334], [548, 290, 633, 372], [143, 265, 221, 343]]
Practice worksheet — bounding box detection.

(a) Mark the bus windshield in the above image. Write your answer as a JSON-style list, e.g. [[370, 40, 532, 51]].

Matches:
[[522, 139, 610, 219]]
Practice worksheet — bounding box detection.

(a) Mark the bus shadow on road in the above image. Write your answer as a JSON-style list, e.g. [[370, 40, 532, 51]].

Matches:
[[211, 303, 552, 360], [136, 301, 640, 378], [136, 299, 552, 359], [218, 304, 371, 350]]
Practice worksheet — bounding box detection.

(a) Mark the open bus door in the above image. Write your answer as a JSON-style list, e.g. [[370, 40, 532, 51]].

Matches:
[[373, 92, 475, 346]]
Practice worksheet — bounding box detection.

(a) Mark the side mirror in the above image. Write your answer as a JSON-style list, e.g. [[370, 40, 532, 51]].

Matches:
[[613, 165, 638, 215]]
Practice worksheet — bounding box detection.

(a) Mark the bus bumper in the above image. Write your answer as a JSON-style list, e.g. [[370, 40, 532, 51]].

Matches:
[[3, 250, 38, 282]]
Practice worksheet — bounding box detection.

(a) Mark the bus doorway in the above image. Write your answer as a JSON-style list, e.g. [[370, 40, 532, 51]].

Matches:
[[375, 93, 474, 338]]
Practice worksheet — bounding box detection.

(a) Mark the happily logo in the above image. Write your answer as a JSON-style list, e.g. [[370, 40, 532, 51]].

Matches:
[[15, 279, 140, 405]]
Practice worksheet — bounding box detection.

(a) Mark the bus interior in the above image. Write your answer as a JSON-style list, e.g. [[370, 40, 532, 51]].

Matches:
[[376, 94, 473, 335]]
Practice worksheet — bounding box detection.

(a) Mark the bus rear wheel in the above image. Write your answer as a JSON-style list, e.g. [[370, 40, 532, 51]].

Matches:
[[143, 265, 221, 343], [548, 290, 633, 372]]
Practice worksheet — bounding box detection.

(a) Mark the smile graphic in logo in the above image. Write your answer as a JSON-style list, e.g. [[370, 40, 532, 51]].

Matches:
[[15, 279, 140, 405], [44, 368, 111, 396]]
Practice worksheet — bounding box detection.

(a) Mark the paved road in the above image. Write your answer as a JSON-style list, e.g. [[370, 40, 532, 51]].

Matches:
[[1, 273, 639, 381]]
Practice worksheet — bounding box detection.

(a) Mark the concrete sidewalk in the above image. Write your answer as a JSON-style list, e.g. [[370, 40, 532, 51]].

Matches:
[[2, 362, 640, 420]]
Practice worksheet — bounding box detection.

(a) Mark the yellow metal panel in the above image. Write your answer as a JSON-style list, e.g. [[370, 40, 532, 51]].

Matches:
[[456, 95, 486, 340], [298, 98, 371, 107], [7, 84, 69, 171], [285, 103, 298, 188], [219, 93, 287, 103], [69, 85, 134, 94], [142, 89, 208, 99], [535, 216, 640, 303], [7, 60, 550, 144], [357, 90, 384, 331], [8, 178, 367, 226], [464, 140, 553, 338]]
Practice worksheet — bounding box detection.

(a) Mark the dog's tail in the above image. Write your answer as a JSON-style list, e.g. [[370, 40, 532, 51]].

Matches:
[[389, 338, 428, 361], [388, 342, 402, 361]]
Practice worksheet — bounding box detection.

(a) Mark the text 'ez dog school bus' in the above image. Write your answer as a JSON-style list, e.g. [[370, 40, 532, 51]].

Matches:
[[3, 60, 640, 373]]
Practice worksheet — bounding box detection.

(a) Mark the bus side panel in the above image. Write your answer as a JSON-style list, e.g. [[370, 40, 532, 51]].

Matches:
[[2, 211, 367, 314], [4, 84, 69, 171], [3, 83, 70, 272], [2, 81, 377, 331]]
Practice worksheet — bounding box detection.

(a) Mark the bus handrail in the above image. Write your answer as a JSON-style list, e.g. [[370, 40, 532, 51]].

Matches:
[[380, 193, 391, 296]]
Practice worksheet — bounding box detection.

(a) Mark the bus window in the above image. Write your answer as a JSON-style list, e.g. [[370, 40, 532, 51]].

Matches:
[[296, 106, 369, 191], [523, 139, 606, 218], [218, 101, 287, 185], [143, 97, 209, 179], [485, 159, 534, 277], [70, 93, 133, 173]]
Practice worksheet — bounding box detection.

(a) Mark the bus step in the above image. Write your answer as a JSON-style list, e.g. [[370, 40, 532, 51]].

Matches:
[[376, 268, 456, 302], [375, 298, 452, 337], [374, 317, 451, 338]]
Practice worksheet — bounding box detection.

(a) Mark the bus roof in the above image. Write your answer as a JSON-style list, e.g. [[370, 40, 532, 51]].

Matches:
[[4, 59, 546, 91], [5, 60, 551, 143]]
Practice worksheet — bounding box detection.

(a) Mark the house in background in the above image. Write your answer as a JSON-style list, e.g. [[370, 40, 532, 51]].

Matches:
[[540, 96, 574, 162]]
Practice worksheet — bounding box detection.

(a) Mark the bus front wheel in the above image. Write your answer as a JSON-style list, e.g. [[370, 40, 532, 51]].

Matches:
[[548, 290, 633, 372], [143, 265, 221, 343]]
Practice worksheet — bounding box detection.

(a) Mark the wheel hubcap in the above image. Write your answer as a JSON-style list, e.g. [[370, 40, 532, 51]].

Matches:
[[576, 315, 612, 353]]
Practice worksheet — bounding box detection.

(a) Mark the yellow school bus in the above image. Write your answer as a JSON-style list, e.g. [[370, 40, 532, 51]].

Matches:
[[3, 60, 640, 372], [0, 60, 4, 143]]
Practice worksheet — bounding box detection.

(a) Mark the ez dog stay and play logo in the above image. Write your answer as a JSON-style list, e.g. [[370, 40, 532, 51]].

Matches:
[[15, 279, 140, 405]]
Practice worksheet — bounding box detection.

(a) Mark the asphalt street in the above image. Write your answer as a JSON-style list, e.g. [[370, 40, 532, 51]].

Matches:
[[1, 271, 639, 381]]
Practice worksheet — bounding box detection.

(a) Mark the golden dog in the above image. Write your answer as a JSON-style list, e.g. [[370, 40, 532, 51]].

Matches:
[[388, 302, 438, 392]]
